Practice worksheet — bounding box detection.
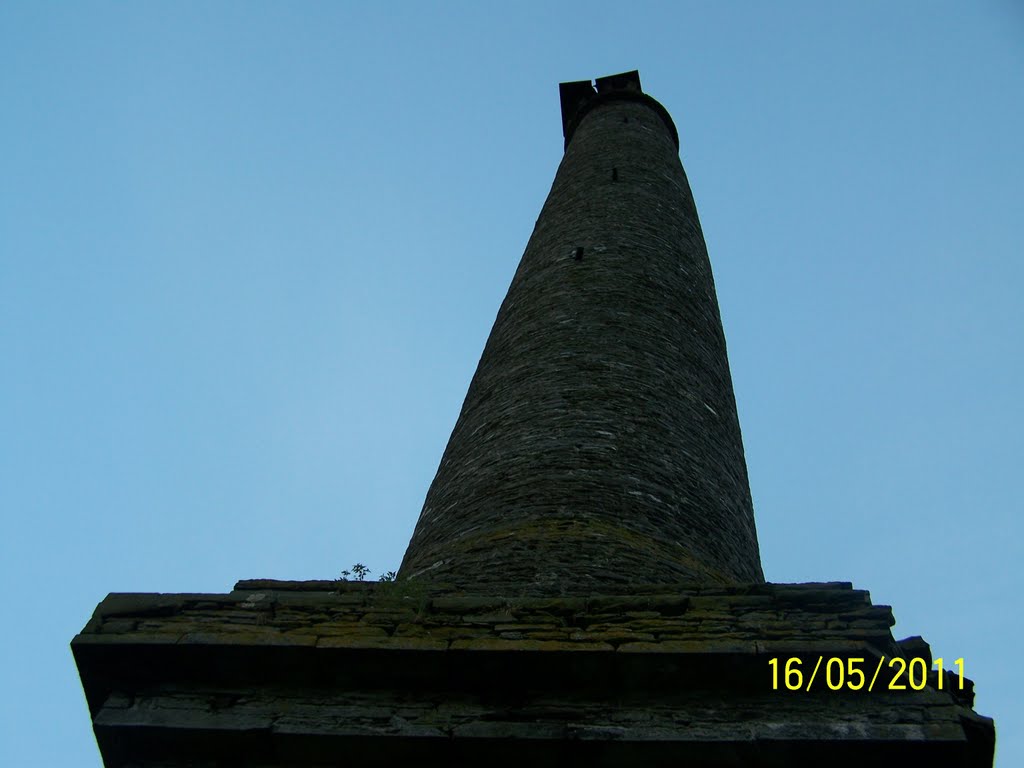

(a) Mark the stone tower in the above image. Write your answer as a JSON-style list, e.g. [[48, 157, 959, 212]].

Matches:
[[401, 70, 762, 592], [73, 72, 994, 767]]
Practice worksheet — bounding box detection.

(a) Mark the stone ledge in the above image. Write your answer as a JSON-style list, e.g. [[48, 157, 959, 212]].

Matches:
[[72, 581, 994, 768], [77, 580, 895, 656]]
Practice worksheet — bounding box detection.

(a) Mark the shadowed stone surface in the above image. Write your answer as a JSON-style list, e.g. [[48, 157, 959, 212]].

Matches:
[[401, 71, 763, 590], [72, 580, 994, 767]]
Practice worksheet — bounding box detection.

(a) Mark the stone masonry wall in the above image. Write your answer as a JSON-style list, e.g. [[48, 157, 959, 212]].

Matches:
[[73, 580, 993, 767], [80, 580, 894, 654]]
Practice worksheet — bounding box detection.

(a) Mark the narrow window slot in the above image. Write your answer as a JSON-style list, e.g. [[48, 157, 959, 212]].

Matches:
[[574, 247, 584, 261]]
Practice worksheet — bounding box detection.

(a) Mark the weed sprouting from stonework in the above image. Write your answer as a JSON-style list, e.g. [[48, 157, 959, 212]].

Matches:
[[351, 563, 370, 580], [337, 563, 373, 582]]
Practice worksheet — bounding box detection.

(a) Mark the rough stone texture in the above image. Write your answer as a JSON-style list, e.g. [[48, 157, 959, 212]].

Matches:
[[72, 580, 994, 767], [401, 75, 763, 590]]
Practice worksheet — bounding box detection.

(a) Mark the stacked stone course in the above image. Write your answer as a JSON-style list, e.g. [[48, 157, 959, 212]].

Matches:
[[74, 580, 991, 766]]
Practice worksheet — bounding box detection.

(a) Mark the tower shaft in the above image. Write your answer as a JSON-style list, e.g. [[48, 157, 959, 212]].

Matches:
[[400, 72, 763, 591]]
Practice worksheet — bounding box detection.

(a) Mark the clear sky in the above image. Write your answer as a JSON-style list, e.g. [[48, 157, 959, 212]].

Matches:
[[2, 1, 1021, 764]]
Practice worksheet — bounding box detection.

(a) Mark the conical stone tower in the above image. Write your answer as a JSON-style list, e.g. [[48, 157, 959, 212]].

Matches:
[[401, 70, 762, 592], [72, 71, 994, 768]]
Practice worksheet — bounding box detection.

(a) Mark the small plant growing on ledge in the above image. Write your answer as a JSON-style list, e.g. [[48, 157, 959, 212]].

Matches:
[[337, 563, 372, 582], [334, 566, 427, 616]]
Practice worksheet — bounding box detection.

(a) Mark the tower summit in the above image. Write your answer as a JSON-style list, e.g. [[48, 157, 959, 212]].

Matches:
[[401, 70, 764, 591]]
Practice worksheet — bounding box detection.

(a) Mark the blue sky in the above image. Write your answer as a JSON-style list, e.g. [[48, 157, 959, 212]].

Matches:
[[2, 2, 1021, 764]]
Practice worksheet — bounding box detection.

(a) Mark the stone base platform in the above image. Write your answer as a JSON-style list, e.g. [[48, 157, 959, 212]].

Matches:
[[72, 580, 994, 767]]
